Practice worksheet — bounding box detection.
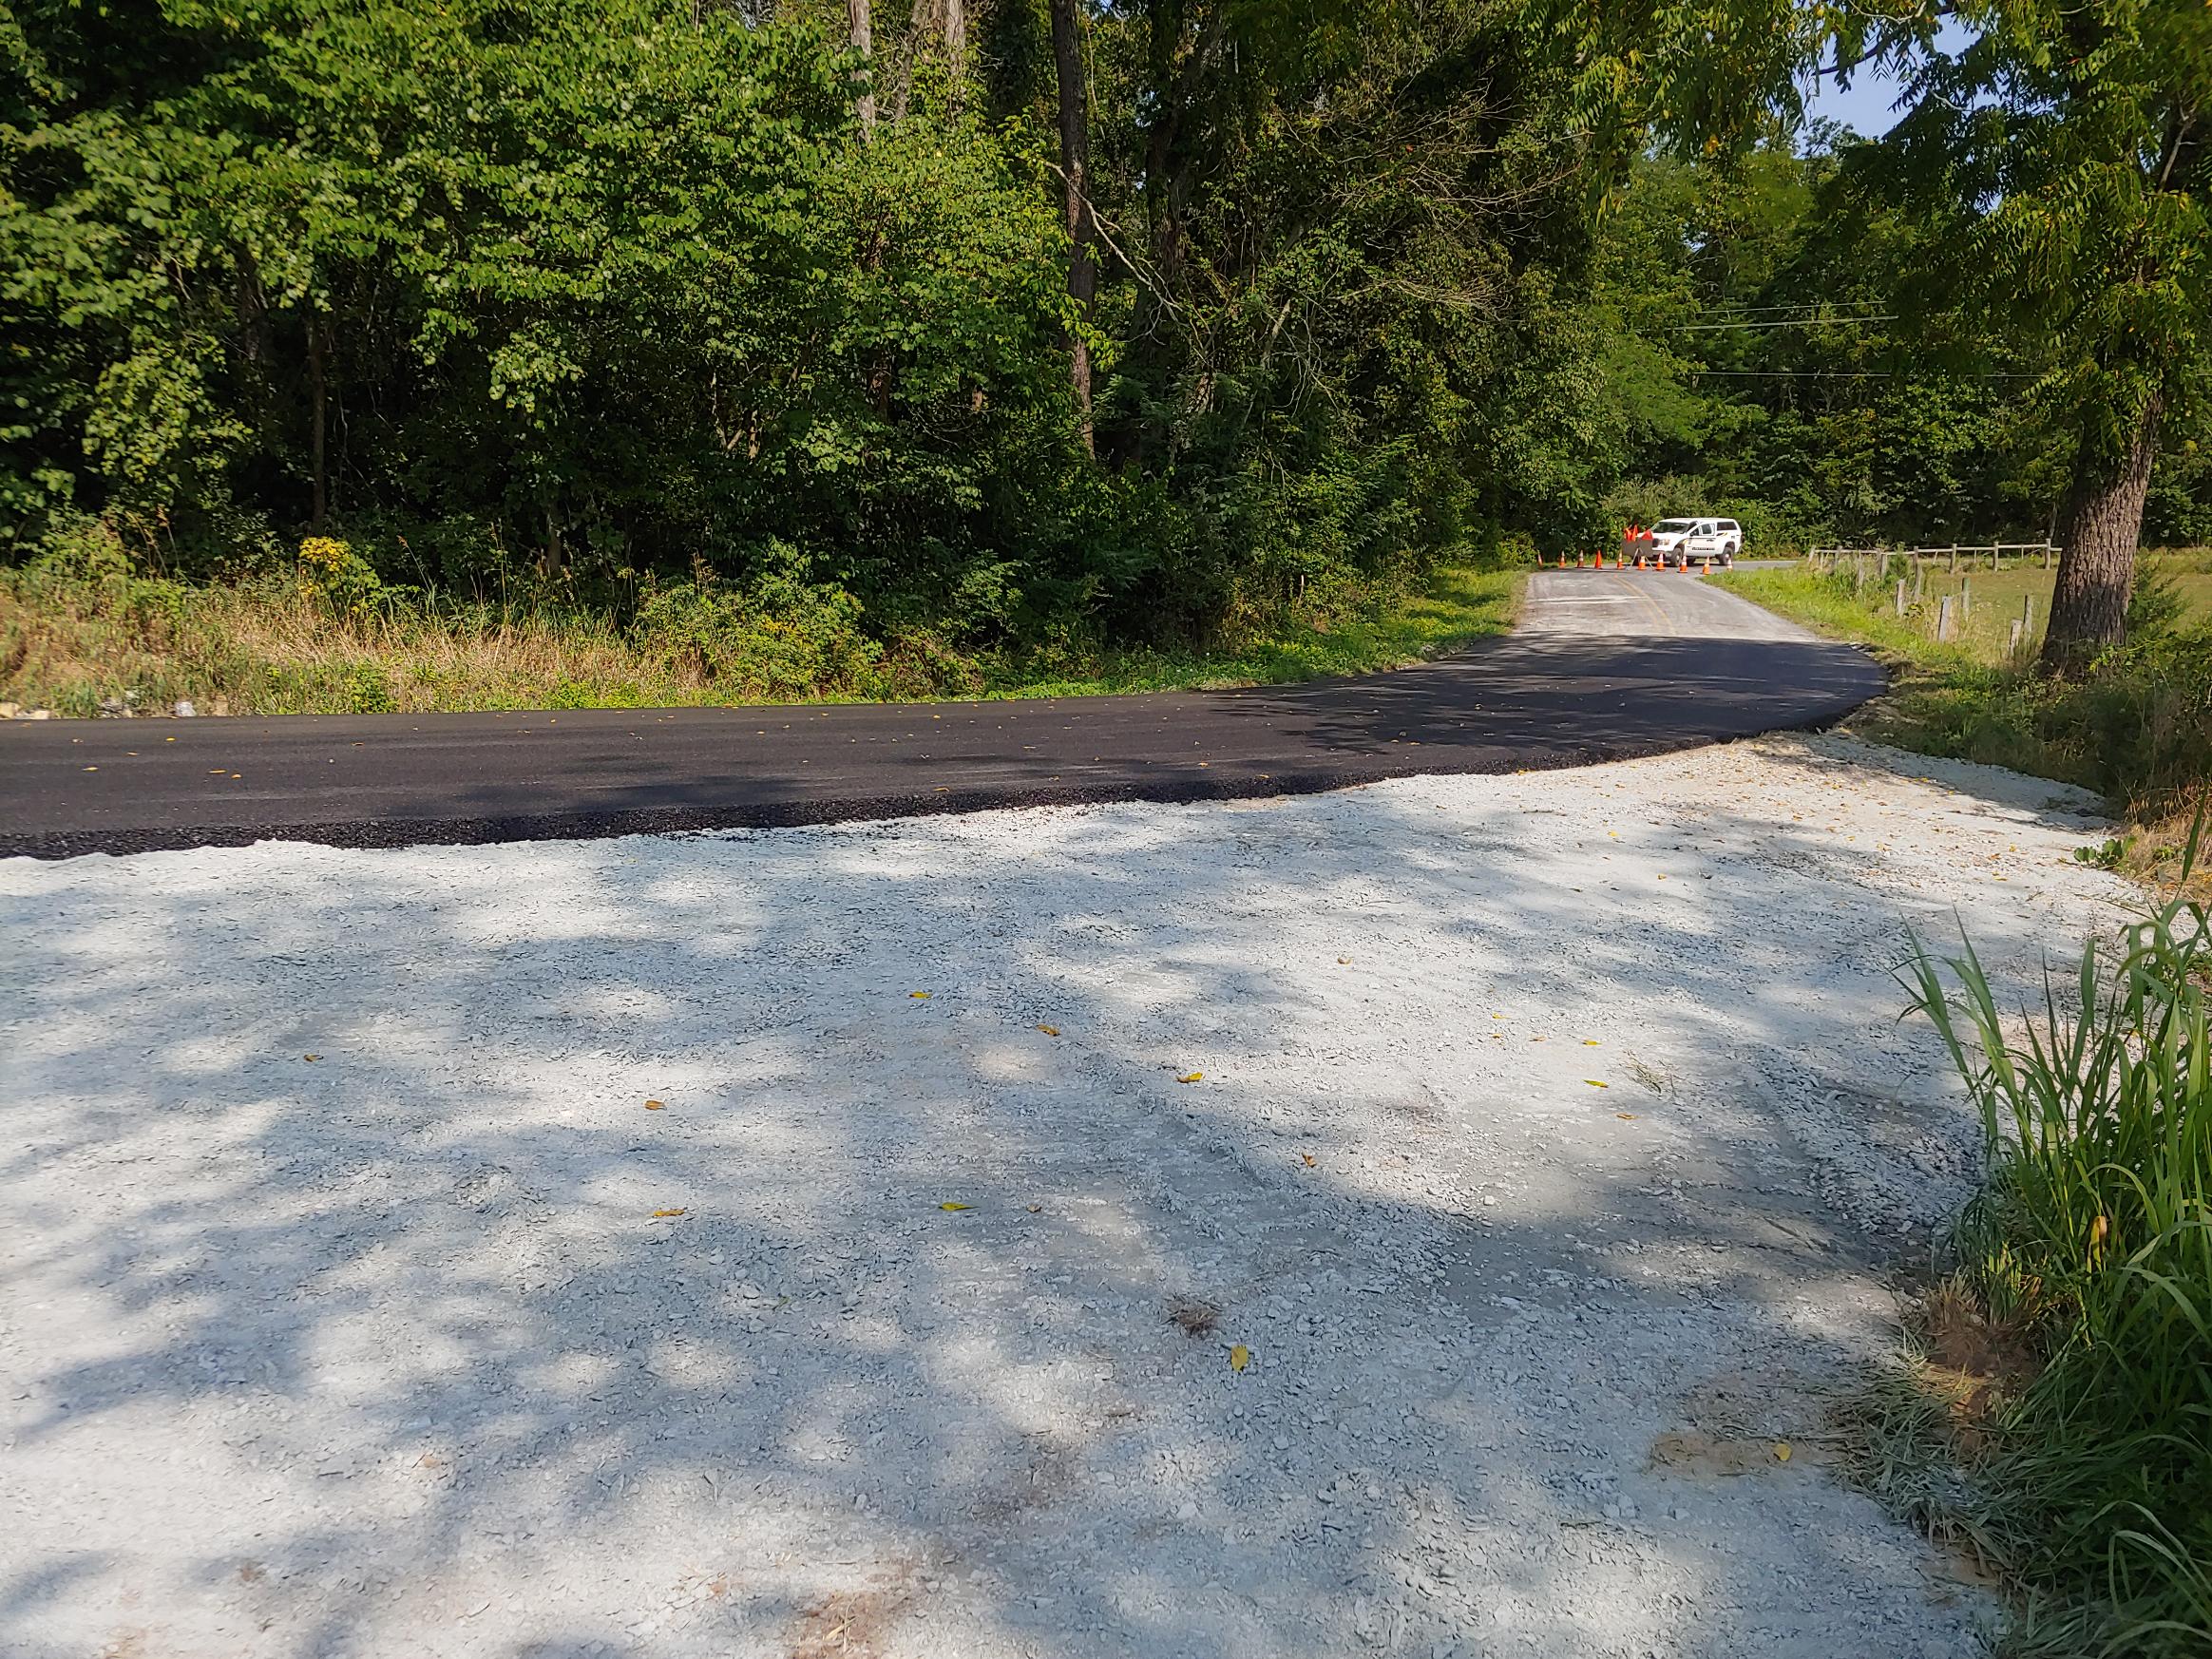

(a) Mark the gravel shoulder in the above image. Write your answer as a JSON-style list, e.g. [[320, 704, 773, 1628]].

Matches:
[[0, 733, 2128, 1658]]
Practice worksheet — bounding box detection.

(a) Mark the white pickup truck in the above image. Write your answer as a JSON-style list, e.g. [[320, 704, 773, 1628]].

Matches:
[[1649, 518, 1741, 569]]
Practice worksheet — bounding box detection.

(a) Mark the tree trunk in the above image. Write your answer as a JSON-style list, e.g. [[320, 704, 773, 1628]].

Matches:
[[943, 0, 964, 79], [2039, 395, 2163, 676], [847, 0, 876, 136], [307, 318, 329, 533], [539, 497, 563, 585], [1050, 0, 1096, 451]]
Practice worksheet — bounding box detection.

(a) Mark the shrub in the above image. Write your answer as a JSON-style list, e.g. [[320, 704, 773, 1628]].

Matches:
[[632, 546, 883, 699], [297, 536, 391, 616]]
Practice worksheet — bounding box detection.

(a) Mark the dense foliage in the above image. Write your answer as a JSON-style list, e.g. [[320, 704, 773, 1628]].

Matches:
[[3, 0, 2206, 677], [0, 0, 1606, 664]]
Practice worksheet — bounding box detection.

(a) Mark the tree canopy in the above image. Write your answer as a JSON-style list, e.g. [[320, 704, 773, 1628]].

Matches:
[[2, 0, 2204, 667]]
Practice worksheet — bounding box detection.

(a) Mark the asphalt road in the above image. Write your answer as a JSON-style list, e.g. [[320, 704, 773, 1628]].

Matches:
[[0, 570, 1882, 859]]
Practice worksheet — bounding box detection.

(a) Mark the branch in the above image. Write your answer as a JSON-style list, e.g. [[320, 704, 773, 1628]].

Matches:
[[1811, 3, 1955, 81], [1041, 160, 1184, 315], [2155, 105, 2198, 191]]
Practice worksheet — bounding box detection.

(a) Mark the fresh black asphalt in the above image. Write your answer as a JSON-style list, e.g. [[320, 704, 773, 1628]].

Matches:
[[0, 572, 1884, 859]]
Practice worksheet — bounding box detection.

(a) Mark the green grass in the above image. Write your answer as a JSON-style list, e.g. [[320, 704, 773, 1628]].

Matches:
[[976, 563, 1526, 697], [0, 561, 1525, 717], [1721, 550, 2212, 669], [1894, 867, 2212, 1655]]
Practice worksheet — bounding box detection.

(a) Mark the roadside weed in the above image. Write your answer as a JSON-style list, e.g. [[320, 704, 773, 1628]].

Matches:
[[1900, 816, 2212, 1654]]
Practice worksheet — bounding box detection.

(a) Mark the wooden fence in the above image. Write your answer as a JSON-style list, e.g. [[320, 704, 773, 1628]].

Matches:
[[1806, 542, 2057, 574], [1803, 543, 2060, 653]]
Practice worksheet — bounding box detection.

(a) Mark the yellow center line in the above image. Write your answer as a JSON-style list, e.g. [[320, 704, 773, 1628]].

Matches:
[[1606, 570, 1680, 638]]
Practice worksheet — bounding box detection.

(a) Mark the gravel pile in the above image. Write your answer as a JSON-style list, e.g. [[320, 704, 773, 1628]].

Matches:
[[0, 733, 2127, 1658]]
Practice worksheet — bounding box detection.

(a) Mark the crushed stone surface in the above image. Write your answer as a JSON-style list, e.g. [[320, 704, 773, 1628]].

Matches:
[[0, 733, 2130, 1657]]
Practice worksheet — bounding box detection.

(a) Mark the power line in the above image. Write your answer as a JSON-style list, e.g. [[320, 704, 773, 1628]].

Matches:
[[1688, 368, 2039, 379], [1664, 315, 1897, 331], [1694, 300, 1891, 314]]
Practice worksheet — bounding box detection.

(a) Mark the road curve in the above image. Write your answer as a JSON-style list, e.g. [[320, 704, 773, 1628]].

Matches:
[[0, 570, 1882, 859]]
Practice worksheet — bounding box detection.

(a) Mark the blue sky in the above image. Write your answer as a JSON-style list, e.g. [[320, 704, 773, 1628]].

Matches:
[[1799, 22, 1974, 138], [1802, 65, 1917, 136]]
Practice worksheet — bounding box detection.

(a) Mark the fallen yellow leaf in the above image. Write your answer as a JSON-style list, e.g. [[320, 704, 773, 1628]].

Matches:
[[1585, 1079, 1609, 1088], [303, 1054, 320, 1061], [1036, 1024, 1060, 1037], [910, 991, 932, 1000], [939, 1202, 973, 1211], [652, 1208, 686, 1219], [1177, 1072, 1204, 1084], [1229, 1344, 1250, 1372], [1615, 1112, 1637, 1120], [1301, 1153, 1316, 1167], [1773, 1441, 1792, 1463], [1336, 957, 1351, 965], [1583, 1039, 1600, 1046], [643, 1099, 666, 1111]]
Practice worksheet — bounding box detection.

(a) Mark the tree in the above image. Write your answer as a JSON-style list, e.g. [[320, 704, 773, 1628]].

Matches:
[[1048, 0, 1096, 448], [1857, 2, 2210, 672], [849, 0, 878, 135]]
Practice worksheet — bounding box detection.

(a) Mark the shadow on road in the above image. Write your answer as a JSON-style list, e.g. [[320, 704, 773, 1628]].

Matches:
[[0, 738, 2084, 1657]]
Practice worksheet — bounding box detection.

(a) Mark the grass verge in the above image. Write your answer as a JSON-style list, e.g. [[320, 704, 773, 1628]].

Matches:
[[1846, 868, 2212, 1655], [0, 561, 1523, 718]]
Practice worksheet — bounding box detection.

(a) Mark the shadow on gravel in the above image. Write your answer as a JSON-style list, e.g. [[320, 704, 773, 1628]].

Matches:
[[0, 750, 2073, 1658]]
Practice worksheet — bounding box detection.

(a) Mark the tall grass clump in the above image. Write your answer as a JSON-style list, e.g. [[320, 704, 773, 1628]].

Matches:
[[1905, 827, 2212, 1654]]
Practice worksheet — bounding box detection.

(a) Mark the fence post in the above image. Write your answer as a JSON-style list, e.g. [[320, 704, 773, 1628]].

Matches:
[[1936, 595, 1956, 642], [1949, 545, 1959, 575], [1914, 559, 1925, 601], [2010, 619, 2025, 656], [2022, 594, 2034, 635], [2043, 542, 2053, 570], [1960, 576, 1972, 620], [1895, 579, 1908, 617]]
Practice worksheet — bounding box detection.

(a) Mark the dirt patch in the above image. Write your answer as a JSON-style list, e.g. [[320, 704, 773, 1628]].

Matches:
[[1649, 1370, 1831, 1477], [788, 1564, 919, 1659], [1910, 1282, 2041, 1451], [1648, 1428, 1796, 1478]]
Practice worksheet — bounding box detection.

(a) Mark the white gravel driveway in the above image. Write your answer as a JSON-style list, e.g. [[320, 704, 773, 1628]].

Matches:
[[2, 728, 2129, 1659]]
